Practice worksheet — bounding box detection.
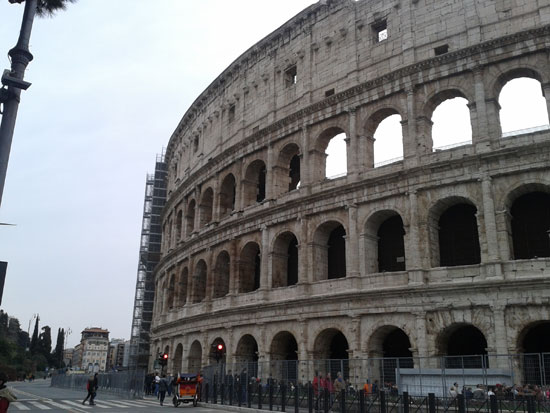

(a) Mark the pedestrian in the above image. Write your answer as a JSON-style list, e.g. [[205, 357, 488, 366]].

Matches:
[[159, 374, 169, 406], [154, 372, 161, 398], [333, 372, 344, 406], [240, 368, 248, 402], [0, 372, 17, 413], [82, 373, 98, 405]]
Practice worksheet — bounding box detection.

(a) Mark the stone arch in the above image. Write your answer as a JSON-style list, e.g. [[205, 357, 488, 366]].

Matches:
[[312, 126, 348, 181], [517, 321, 550, 385], [239, 241, 261, 293], [428, 196, 480, 267], [364, 107, 404, 168], [213, 250, 230, 298], [274, 142, 301, 195], [367, 325, 413, 384], [235, 334, 259, 379], [272, 231, 299, 288], [243, 159, 267, 207], [437, 323, 488, 368], [493, 67, 545, 99], [175, 209, 183, 240], [188, 340, 202, 373], [363, 210, 406, 274], [219, 173, 237, 219], [185, 199, 196, 236], [173, 343, 183, 374], [191, 259, 207, 303], [270, 331, 299, 382], [312, 328, 350, 381], [167, 273, 176, 310], [178, 267, 188, 306], [312, 220, 347, 281], [199, 187, 214, 228]]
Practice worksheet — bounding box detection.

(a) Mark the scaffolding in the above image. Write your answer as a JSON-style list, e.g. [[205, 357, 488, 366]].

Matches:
[[129, 151, 167, 371]]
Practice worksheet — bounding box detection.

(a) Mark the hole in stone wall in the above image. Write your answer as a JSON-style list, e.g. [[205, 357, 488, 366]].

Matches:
[[432, 97, 472, 150], [434, 44, 449, 56]]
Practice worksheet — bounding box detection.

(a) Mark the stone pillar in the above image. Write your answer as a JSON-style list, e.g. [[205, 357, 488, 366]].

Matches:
[[205, 248, 214, 301], [186, 256, 194, 304], [406, 191, 424, 280], [201, 331, 209, 368], [347, 108, 358, 178], [404, 89, 419, 167], [225, 327, 234, 368], [299, 216, 310, 284], [266, 144, 275, 200], [414, 312, 430, 368], [298, 319, 309, 384], [301, 124, 311, 188], [481, 175, 500, 262], [236, 159, 244, 211], [260, 225, 269, 290], [365, 136, 375, 169], [229, 239, 239, 294], [350, 316, 362, 388], [485, 98, 502, 142], [491, 305, 509, 368], [193, 187, 201, 232], [347, 204, 360, 278], [542, 82, 550, 125]]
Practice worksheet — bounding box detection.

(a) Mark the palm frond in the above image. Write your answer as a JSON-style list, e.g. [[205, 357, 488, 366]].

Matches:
[[36, 0, 76, 18]]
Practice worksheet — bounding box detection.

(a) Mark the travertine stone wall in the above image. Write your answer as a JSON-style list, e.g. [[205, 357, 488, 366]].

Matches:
[[150, 0, 550, 375]]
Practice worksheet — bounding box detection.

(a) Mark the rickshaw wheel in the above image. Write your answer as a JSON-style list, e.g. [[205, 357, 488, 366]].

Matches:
[[172, 395, 178, 407], [193, 395, 198, 407]]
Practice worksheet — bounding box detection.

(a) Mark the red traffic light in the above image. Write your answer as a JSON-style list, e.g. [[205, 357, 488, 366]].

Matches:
[[163, 353, 168, 359], [217, 344, 223, 351]]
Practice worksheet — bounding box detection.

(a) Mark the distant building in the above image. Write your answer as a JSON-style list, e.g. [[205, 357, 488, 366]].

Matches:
[[107, 339, 126, 371], [72, 343, 82, 370], [62, 348, 74, 368], [80, 327, 109, 372]]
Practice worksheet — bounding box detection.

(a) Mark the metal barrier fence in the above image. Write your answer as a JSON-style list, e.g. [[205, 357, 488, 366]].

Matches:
[[50, 370, 146, 399], [200, 354, 550, 398]]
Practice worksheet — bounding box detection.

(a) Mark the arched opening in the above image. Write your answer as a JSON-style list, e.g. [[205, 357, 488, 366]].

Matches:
[[243, 160, 267, 207], [272, 232, 299, 288], [188, 340, 202, 373], [160, 280, 167, 314], [185, 200, 196, 236], [191, 260, 207, 303], [209, 337, 227, 365], [371, 111, 403, 167], [213, 251, 230, 298], [439, 324, 488, 368], [368, 326, 413, 384], [270, 332, 298, 383], [313, 329, 349, 381], [175, 210, 183, 240], [313, 222, 346, 281], [219, 174, 236, 219], [235, 334, 259, 380], [173, 343, 183, 375], [520, 322, 550, 385], [178, 267, 188, 306], [438, 203, 480, 267], [199, 187, 214, 228], [167, 274, 175, 310], [511, 192, 550, 259], [378, 215, 406, 272], [239, 242, 261, 293], [499, 76, 550, 136], [274, 143, 301, 195], [326, 133, 347, 179], [431, 96, 472, 150]]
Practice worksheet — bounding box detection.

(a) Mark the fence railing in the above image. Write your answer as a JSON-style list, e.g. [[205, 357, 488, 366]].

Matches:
[[198, 354, 550, 399], [50, 370, 146, 399]]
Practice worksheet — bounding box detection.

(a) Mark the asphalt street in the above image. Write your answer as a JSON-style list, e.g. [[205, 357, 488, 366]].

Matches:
[[6, 379, 226, 413]]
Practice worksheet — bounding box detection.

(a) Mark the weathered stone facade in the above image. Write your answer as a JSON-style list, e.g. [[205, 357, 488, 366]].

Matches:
[[150, 0, 550, 378]]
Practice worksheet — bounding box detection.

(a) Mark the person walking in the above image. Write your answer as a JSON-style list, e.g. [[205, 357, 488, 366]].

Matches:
[[0, 373, 17, 413], [82, 373, 98, 405], [159, 374, 169, 406]]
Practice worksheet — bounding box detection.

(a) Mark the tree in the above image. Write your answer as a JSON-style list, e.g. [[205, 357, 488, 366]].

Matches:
[[52, 328, 64, 368], [0, 0, 76, 206], [38, 326, 52, 361], [29, 316, 39, 354]]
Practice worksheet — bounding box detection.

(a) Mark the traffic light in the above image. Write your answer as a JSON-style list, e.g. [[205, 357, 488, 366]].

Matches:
[[159, 353, 168, 366], [214, 343, 224, 362]]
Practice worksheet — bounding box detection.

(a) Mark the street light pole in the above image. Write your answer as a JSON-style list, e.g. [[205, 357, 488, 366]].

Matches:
[[0, 0, 37, 207]]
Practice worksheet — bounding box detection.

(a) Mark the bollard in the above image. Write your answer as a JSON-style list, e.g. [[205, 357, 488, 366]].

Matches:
[[457, 394, 465, 413], [259, 382, 263, 410], [489, 395, 498, 413], [340, 389, 346, 413], [359, 390, 365, 413], [282, 382, 287, 412], [247, 383, 252, 408], [380, 391, 386, 413], [428, 393, 436, 413], [269, 381, 274, 411], [527, 396, 536, 413], [205, 383, 209, 403], [324, 387, 329, 413], [295, 383, 299, 413], [229, 382, 233, 406], [213, 381, 217, 404], [238, 382, 242, 407], [220, 383, 225, 405], [403, 391, 409, 413], [308, 383, 314, 413]]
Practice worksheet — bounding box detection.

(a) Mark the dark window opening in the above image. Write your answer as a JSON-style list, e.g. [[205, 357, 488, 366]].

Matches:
[[522, 322, 550, 385], [381, 329, 413, 383], [193, 137, 199, 153], [373, 20, 387, 43], [256, 166, 266, 202], [252, 125, 259, 134], [289, 154, 301, 191], [254, 251, 261, 291], [328, 225, 346, 279], [285, 65, 297, 87], [439, 204, 480, 266], [327, 332, 350, 380], [511, 192, 550, 259], [378, 215, 406, 272], [287, 237, 298, 286], [219, 175, 236, 218], [434, 44, 449, 56], [445, 325, 488, 368], [240, 243, 261, 293], [325, 88, 335, 97], [228, 104, 236, 123]]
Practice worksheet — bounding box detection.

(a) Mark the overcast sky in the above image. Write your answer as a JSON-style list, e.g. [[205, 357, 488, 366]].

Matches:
[[1, 0, 548, 351], [0, 0, 315, 348]]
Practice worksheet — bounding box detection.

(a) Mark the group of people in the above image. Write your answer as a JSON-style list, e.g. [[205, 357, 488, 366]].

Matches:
[[450, 382, 550, 401], [312, 370, 347, 407]]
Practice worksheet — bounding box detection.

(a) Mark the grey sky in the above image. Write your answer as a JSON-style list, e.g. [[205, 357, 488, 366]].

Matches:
[[1, 0, 548, 350], [0, 0, 315, 347]]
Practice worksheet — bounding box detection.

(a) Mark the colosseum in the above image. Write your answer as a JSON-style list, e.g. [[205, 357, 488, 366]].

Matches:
[[150, 0, 550, 393]]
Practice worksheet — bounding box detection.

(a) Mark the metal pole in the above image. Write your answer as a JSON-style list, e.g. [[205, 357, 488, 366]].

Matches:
[[0, 0, 37, 207]]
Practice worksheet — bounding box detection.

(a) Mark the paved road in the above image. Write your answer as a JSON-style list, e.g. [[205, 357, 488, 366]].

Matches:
[[6, 379, 223, 413]]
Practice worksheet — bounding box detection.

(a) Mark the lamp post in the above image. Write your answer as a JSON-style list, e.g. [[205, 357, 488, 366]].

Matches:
[[0, 0, 37, 207]]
